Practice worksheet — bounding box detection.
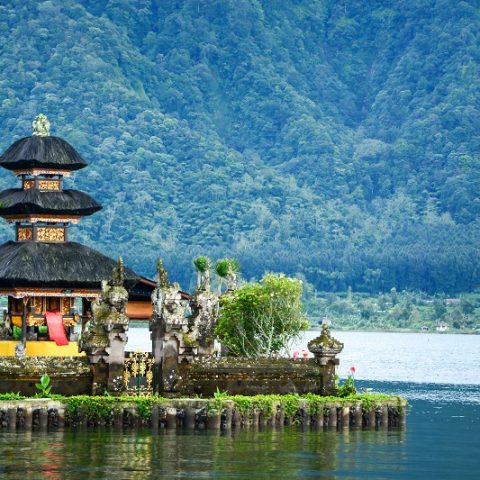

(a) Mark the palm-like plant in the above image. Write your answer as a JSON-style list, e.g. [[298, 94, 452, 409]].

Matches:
[[215, 258, 240, 292], [193, 256, 211, 289]]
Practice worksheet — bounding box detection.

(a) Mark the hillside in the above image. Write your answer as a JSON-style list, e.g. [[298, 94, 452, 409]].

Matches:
[[0, 0, 479, 293]]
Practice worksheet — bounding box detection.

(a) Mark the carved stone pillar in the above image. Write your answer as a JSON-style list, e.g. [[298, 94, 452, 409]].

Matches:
[[308, 324, 344, 395], [150, 260, 168, 393], [160, 284, 189, 392], [79, 259, 129, 395], [150, 259, 220, 393], [189, 283, 219, 357]]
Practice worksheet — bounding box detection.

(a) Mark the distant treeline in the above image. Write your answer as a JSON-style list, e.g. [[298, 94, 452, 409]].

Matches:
[[304, 289, 480, 332]]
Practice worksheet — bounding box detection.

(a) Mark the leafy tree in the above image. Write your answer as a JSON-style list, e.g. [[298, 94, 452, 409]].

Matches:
[[215, 274, 308, 357]]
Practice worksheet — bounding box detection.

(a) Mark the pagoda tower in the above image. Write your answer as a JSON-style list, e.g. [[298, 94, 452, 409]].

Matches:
[[0, 115, 139, 356]]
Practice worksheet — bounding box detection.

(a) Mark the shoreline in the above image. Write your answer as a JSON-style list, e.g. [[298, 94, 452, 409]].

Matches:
[[308, 327, 479, 335]]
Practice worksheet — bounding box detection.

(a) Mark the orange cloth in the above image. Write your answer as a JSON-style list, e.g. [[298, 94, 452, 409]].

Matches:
[[45, 311, 69, 346]]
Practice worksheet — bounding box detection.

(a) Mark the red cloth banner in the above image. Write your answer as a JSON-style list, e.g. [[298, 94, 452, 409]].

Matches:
[[45, 311, 69, 346]]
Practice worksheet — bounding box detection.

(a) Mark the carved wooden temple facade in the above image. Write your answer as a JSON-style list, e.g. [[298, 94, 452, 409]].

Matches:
[[0, 115, 149, 356]]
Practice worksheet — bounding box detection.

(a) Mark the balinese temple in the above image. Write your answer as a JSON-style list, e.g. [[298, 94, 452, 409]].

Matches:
[[0, 115, 154, 356]]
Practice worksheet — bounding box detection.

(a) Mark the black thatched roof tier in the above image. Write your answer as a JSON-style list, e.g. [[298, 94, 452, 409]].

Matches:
[[0, 136, 88, 171], [0, 241, 138, 289], [0, 189, 101, 216]]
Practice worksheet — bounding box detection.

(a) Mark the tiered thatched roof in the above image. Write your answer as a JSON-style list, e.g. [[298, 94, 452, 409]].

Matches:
[[0, 136, 87, 171]]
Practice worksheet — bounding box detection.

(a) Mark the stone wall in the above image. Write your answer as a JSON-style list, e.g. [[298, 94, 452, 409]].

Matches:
[[0, 357, 92, 396], [175, 357, 336, 396]]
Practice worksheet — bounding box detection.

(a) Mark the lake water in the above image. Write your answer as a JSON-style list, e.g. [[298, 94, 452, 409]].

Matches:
[[0, 330, 479, 479]]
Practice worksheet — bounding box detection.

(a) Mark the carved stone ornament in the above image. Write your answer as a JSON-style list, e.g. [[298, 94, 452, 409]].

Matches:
[[189, 288, 219, 354], [32, 114, 50, 137], [157, 259, 169, 289], [226, 270, 237, 291], [308, 324, 344, 363]]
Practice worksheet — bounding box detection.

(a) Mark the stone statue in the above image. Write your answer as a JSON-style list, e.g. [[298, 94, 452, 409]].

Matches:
[[111, 256, 125, 287], [157, 258, 169, 289], [163, 282, 188, 327], [199, 268, 211, 292], [151, 259, 168, 319], [32, 114, 50, 137], [189, 286, 219, 355], [226, 269, 237, 291]]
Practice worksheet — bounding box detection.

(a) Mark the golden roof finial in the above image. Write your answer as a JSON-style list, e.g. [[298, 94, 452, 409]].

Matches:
[[32, 114, 50, 136]]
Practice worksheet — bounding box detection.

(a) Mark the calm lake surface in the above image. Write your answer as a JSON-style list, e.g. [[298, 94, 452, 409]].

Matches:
[[0, 330, 479, 479]]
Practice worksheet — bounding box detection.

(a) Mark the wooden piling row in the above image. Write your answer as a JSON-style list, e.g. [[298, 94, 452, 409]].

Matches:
[[0, 399, 407, 431]]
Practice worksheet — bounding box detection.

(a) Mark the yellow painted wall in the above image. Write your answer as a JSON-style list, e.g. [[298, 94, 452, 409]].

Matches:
[[0, 341, 85, 357]]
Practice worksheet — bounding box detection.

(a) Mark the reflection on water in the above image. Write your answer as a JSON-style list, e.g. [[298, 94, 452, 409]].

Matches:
[[0, 426, 408, 480], [2, 329, 480, 479]]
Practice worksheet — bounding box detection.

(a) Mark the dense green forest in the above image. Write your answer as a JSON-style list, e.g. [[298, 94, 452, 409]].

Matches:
[[0, 0, 479, 295]]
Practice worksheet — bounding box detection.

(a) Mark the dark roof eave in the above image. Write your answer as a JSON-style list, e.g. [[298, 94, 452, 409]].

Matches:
[[0, 160, 87, 172], [0, 241, 138, 287], [0, 188, 102, 216], [0, 204, 102, 216], [0, 136, 88, 171]]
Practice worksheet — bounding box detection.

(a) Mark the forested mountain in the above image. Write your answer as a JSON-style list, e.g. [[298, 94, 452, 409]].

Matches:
[[0, 0, 479, 293]]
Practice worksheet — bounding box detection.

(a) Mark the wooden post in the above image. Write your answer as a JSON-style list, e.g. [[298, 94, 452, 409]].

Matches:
[[328, 405, 337, 428], [353, 404, 363, 428], [232, 408, 242, 428], [7, 408, 17, 431], [16, 297, 28, 356], [207, 411, 221, 430], [22, 298, 28, 348], [57, 408, 65, 429], [184, 407, 196, 429], [223, 405, 233, 430], [379, 404, 389, 427], [24, 407, 32, 430], [341, 406, 350, 428], [166, 407, 177, 429], [367, 408, 376, 428], [39, 407, 48, 429], [151, 405, 159, 431]]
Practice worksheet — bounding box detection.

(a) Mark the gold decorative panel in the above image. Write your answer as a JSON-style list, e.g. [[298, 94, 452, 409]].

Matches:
[[17, 227, 33, 241], [38, 180, 61, 191], [23, 180, 35, 190], [62, 297, 72, 315], [37, 227, 65, 242], [123, 352, 154, 395], [33, 297, 44, 314]]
